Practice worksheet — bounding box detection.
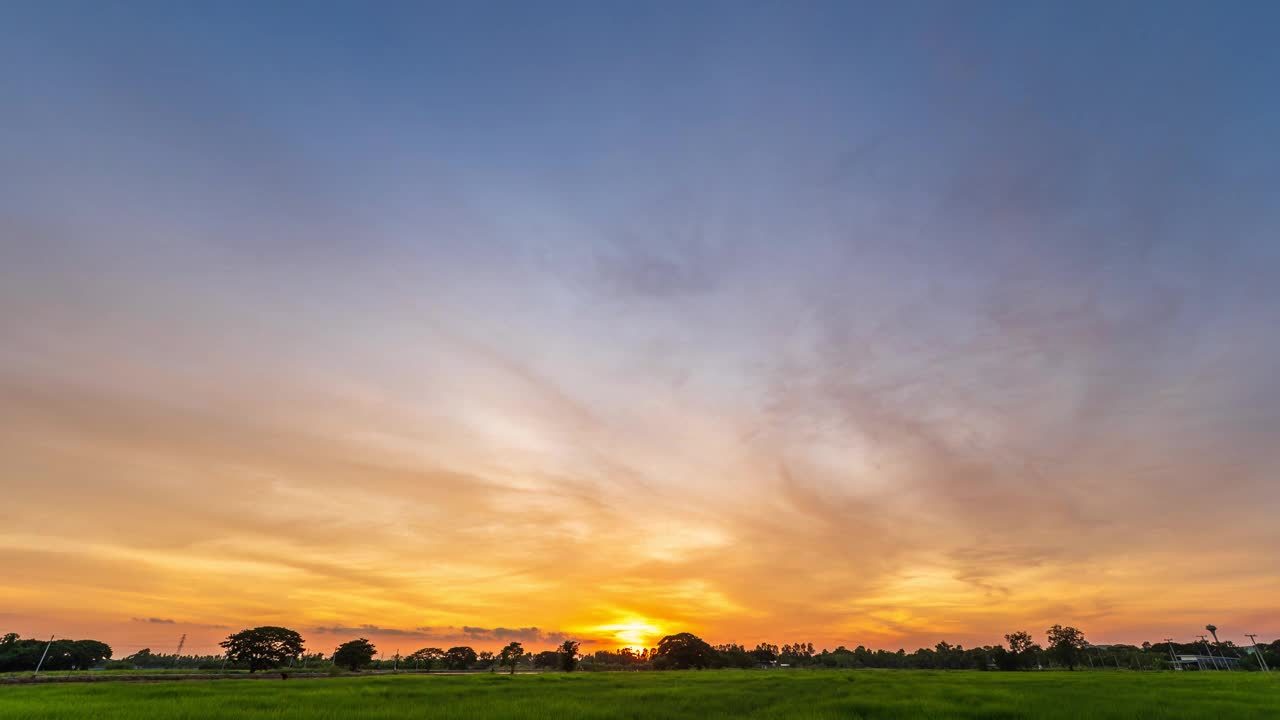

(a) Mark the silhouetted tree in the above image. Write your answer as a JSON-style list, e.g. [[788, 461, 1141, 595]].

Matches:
[[779, 642, 815, 665], [333, 638, 377, 671], [1003, 630, 1041, 669], [559, 639, 580, 671], [586, 647, 649, 670], [444, 646, 477, 670], [1004, 631, 1033, 655], [220, 627, 305, 673], [1046, 625, 1088, 670], [60, 640, 112, 669], [499, 641, 524, 675], [407, 646, 444, 671], [989, 645, 1017, 671], [750, 643, 779, 664], [653, 633, 718, 670], [532, 650, 560, 669], [711, 644, 753, 668], [0, 637, 113, 672], [747, 638, 778, 661], [126, 648, 154, 668]]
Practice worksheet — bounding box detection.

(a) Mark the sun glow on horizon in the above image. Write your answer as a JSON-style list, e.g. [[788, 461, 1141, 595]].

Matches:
[[590, 618, 665, 651]]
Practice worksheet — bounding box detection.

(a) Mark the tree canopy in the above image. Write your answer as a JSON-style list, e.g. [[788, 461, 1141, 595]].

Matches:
[[653, 632, 718, 670], [751, 643, 779, 664], [220, 626, 305, 673], [499, 641, 524, 675], [1046, 625, 1088, 670], [559, 639, 580, 672], [531, 649, 560, 669], [0, 636, 113, 672], [444, 646, 477, 670], [407, 646, 444, 670], [1004, 631, 1034, 655], [332, 638, 377, 671]]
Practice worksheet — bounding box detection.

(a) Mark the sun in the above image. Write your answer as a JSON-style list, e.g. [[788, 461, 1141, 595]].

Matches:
[[591, 618, 664, 651]]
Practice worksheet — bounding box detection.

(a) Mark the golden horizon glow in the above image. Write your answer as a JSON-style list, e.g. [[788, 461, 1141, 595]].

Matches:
[[586, 619, 666, 652]]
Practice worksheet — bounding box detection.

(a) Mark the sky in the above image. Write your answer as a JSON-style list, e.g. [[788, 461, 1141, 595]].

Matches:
[[2, 1, 1279, 658]]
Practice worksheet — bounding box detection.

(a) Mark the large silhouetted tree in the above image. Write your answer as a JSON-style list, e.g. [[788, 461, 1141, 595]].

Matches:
[[1046, 625, 1088, 670], [62, 640, 113, 669], [653, 633, 718, 669], [444, 646, 477, 670], [332, 638, 377, 671], [220, 627, 304, 673]]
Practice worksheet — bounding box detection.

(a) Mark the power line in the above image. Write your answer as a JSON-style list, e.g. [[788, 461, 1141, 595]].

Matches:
[[1245, 634, 1270, 672], [32, 635, 55, 678], [1197, 635, 1222, 671]]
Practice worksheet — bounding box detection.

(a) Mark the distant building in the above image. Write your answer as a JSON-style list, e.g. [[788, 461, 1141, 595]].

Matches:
[[1169, 654, 1241, 671]]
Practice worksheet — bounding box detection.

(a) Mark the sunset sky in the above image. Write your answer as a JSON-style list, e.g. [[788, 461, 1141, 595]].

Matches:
[[2, 2, 1279, 658]]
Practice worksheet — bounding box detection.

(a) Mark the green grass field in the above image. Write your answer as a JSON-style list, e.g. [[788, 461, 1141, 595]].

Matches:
[[2, 670, 1278, 719]]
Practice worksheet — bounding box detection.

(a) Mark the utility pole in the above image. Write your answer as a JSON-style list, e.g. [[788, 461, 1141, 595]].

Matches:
[[32, 635, 55, 678], [1198, 635, 1220, 671], [1245, 634, 1271, 672], [1164, 638, 1178, 665]]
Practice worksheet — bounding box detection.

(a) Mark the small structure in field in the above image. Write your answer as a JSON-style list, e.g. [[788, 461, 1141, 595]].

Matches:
[[1169, 654, 1241, 671]]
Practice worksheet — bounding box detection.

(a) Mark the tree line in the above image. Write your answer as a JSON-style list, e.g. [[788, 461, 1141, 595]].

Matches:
[[0, 633, 112, 672], [4, 626, 1276, 674]]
